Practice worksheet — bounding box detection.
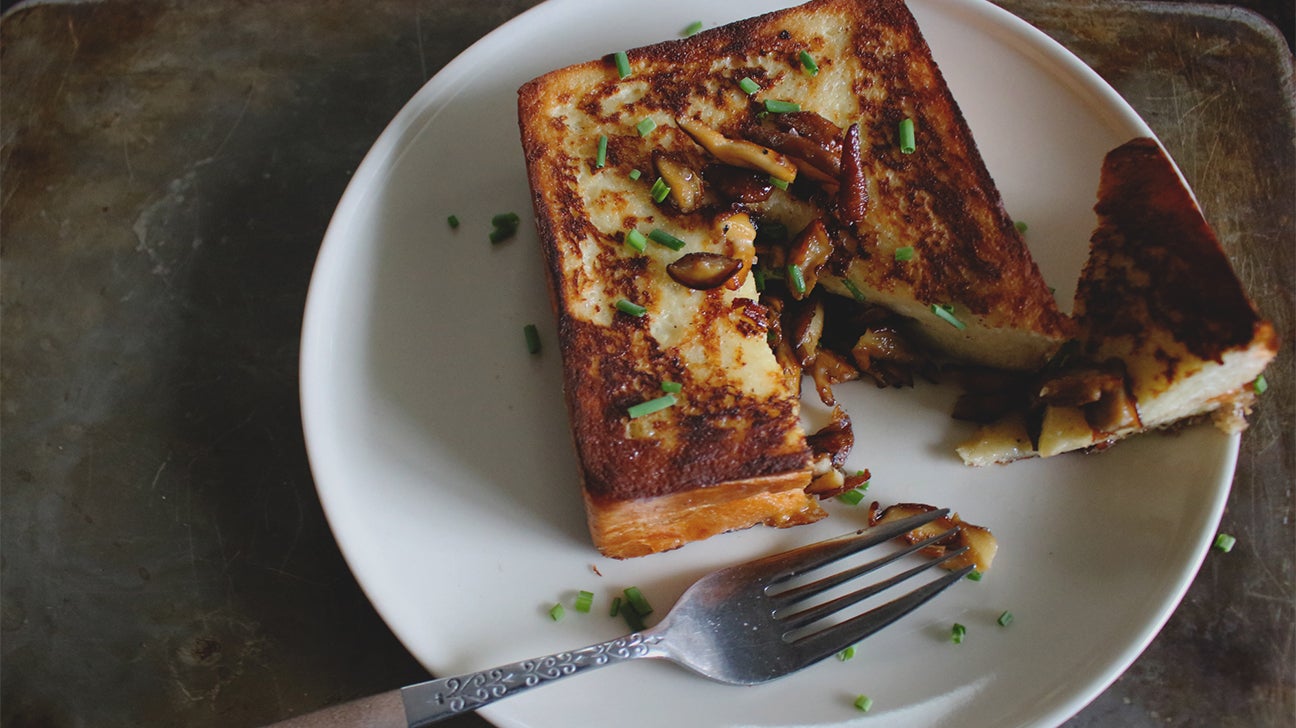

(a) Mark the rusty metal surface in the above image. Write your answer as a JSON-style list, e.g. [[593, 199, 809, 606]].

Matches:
[[1, 1, 1292, 727]]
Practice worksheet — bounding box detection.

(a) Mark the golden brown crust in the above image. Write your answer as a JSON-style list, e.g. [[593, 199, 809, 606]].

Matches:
[[584, 469, 823, 559]]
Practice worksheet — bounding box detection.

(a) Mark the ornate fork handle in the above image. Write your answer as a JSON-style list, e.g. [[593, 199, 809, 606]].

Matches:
[[400, 631, 668, 725]]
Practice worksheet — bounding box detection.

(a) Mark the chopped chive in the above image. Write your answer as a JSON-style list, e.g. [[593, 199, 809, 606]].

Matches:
[[623, 586, 654, 616], [595, 134, 608, 168], [837, 645, 856, 661], [489, 212, 521, 243], [738, 77, 761, 95], [931, 303, 966, 330], [625, 228, 648, 253], [763, 99, 801, 114], [491, 212, 520, 228], [549, 603, 565, 621], [627, 394, 676, 419], [899, 117, 916, 154], [636, 117, 657, 136], [609, 596, 622, 618], [523, 324, 541, 354], [660, 381, 683, 393], [894, 246, 915, 261], [798, 50, 819, 76], [648, 228, 686, 250], [621, 603, 646, 631], [1015, 220, 1029, 233], [841, 277, 866, 302], [854, 695, 873, 712], [1214, 532, 1237, 552], [753, 267, 767, 292], [682, 20, 704, 36], [837, 488, 866, 506], [447, 214, 460, 229], [615, 298, 648, 317], [614, 51, 631, 79], [966, 570, 983, 582], [951, 622, 966, 644], [1253, 374, 1268, 394], [997, 610, 1014, 627], [574, 590, 595, 613], [650, 177, 671, 203], [628, 168, 642, 181], [770, 175, 789, 190], [786, 263, 806, 295]]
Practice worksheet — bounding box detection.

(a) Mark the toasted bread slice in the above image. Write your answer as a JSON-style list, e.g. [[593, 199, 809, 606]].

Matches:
[[519, 0, 1066, 556], [957, 138, 1278, 465]]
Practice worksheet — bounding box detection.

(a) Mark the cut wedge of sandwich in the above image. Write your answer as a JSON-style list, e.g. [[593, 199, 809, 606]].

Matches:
[[957, 137, 1278, 465], [518, 0, 1067, 557]]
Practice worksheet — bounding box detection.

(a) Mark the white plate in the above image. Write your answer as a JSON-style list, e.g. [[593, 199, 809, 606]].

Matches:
[[299, 1, 1237, 726]]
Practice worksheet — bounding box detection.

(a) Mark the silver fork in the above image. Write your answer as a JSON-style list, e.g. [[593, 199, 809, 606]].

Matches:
[[273, 508, 970, 727]]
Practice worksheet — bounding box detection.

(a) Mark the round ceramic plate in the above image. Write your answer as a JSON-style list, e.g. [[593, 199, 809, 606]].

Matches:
[[299, 1, 1237, 726]]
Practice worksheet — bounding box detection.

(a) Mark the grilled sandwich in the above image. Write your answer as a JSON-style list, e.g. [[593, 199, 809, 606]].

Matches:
[[957, 137, 1278, 465], [518, 0, 1068, 557]]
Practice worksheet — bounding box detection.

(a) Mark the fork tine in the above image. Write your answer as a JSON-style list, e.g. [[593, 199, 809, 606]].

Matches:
[[789, 558, 975, 662], [757, 508, 951, 585], [770, 527, 960, 606], [774, 540, 964, 631]]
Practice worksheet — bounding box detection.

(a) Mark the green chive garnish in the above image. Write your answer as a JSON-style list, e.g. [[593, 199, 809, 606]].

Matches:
[[966, 570, 983, 582], [622, 603, 646, 631], [549, 603, 565, 621], [787, 263, 807, 295], [837, 645, 856, 661], [997, 610, 1014, 627], [489, 212, 521, 243], [650, 177, 671, 203], [628, 168, 642, 181], [753, 267, 767, 292], [574, 590, 595, 613], [1015, 220, 1028, 233], [770, 175, 789, 190], [623, 586, 654, 616], [854, 695, 873, 712], [931, 303, 966, 330], [798, 50, 819, 76], [1253, 374, 1268, 394], [615, 298, 648, 317], [523, 324, 541, 354], [899, 117, 916, 154], [1214, 532, 1237, 552], [841, 277, 866, 302], [625, 228, 648, 253], [738, 77, 761, 95], [894, 246, 915, 261], [596, 134, 608, 168], [837, 488, 866, 506], [609, 596, 622, 617], [636, 117, 657, 136], [764, 99, 801, 114], [951, 622, 966, 644], [648, 228, 686, 250], [627, 394, 675, 419], [661, 381, 683, 393], [682, 20, 703, 36], [447, 214, 460, 229], [614, 51, 631, 79]]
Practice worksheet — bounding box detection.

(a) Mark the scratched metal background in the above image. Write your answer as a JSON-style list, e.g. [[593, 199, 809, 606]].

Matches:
[[1, 2, 1292, 727]]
